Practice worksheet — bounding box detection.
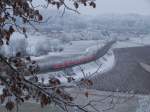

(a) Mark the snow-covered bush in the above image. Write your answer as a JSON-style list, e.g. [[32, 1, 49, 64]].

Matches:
[[26, 35, 63, 56], [0, 32, 64, 56], [0, 32, 27, 56]]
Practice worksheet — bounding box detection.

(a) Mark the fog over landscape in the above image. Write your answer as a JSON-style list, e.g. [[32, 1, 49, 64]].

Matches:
[[82, 0, 150, 15], [33, 0, 150, 15], [2, 0, 150, 112]]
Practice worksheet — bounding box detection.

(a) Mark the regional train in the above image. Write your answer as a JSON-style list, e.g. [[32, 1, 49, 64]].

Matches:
[[38, 40, 116, 73]]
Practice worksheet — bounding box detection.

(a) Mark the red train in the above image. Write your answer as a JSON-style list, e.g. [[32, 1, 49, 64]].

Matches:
[[38, 40, 116, 72], [52, 55, 96, 69]]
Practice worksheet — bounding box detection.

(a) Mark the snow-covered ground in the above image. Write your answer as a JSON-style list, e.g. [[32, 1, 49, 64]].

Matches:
[[2, 32, 150, 85], [31, 39, 115, 84], [72, 50, 115, 80], [2, 32, 150, 112], [0, 32, 116, 84], [114, 36, 150, 49], [33, 35, 150, 84], [35, 50, 115, 84]]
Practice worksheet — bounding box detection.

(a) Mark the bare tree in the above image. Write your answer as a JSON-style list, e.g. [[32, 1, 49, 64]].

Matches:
[[0, 0, 100, 111], [0, 0, 135, 112]]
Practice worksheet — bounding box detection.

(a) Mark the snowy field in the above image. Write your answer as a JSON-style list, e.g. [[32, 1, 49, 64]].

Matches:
[[114, 36, 150, 48], [33, 35, 150, 84], [35, 50, 115, 84], [1, 32, 150, 112], [2, 32, 150, 83]]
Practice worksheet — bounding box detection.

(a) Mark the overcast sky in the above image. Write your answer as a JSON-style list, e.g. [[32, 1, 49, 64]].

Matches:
[[79, 0, 150, 15], [33, 0, 150, 16]]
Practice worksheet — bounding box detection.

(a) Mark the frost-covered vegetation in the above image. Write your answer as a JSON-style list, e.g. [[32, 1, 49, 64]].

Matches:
[[30, 12, 150, 41], [2, 13, 150, 57], [0, 32, 63, 56]]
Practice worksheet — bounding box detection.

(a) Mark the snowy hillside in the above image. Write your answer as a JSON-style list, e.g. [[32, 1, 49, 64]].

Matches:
[[27, 12, 150, 41]]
